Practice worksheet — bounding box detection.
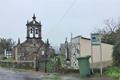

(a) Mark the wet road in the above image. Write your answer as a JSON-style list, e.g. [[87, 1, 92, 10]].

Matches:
[[0, 68, 41, 80]]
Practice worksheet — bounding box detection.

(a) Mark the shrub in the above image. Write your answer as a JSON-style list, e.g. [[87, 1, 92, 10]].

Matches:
[[112, 41, 120, 66], [3, 57, 7, 60], [104, 67, 120, 79]]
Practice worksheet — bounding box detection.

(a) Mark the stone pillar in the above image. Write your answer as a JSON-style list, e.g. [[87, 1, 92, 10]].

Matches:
[[38, 27, 41, 39], [33, 27, 35, 38], [27, 27, 29, 38], [33, 57, 36, 69]]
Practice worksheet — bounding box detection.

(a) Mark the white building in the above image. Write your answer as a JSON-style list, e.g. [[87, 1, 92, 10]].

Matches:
[[4, 49, 12, 58], [69, 35, 113, 69]]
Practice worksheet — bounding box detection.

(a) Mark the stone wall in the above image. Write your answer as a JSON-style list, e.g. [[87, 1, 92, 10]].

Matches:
[[0, 60, 35, 69]]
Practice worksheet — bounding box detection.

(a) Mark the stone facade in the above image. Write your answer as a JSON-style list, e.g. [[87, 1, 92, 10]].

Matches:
[[14, 14, 54, 61]]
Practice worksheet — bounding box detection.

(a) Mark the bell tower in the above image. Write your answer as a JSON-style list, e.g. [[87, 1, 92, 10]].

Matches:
[[26, 14, 42, 39]]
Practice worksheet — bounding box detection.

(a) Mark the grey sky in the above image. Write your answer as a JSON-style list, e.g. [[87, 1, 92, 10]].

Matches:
[[0, 0, 120, 46]]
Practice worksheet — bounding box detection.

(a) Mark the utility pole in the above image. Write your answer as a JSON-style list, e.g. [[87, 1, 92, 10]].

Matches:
[[91, 45, 94, 74], [100, 44, 102, 76], [91, 33, 102, 76]]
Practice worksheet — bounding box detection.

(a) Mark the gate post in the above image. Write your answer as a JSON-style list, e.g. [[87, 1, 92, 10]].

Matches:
[[34, 57, 36, 69]]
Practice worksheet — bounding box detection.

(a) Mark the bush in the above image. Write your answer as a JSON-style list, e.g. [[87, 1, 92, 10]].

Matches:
[[112, 42, 120, 66], [3, 57, 7, 60]]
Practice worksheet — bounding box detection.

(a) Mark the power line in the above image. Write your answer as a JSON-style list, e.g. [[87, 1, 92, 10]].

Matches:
[[57, 0, 77, 25]]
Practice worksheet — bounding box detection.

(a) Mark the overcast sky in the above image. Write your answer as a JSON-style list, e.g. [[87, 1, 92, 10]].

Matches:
[[0, 0, 120, 46]]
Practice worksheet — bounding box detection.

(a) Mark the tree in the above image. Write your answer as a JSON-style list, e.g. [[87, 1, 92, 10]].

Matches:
[[96, 19, 120, 45], [112, 41, 120, 66], [96, 18, 120, 66], [0, 38, 15, 54]]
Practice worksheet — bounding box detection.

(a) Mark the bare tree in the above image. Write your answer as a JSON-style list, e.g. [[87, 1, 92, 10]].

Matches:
[[96, 18, 120, 45]]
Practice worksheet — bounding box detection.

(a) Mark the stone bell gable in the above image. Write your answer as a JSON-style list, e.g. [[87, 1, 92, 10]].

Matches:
[[26, 14, 42, 39], [14, 14, 54, 60]]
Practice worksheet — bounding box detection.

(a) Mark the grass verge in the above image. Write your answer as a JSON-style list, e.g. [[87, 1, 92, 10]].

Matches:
[[42, 74, 61, 80], [104, 67, 120, 79]]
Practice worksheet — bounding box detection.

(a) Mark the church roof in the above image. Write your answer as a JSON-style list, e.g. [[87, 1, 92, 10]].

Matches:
[[26, 14, 41, 26]]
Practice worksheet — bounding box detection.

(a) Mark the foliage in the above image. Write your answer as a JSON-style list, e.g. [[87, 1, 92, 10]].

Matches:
[[47, 59, 55, 72], [0, 61, 33, 70], [3, 57, 14, 61], [0, 38, 15, 54], [38, 56, 56, 72], [112, 41, 120, 66], [104, 67, 120, 79], [50, 52, 56, 58], [96, 19, 120, 45], [60, 53, 65, 67], [96, 19, 120, 66], [3, 57, 7, 60]]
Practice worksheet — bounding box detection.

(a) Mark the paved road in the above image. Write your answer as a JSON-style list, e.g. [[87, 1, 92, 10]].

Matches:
[[0, 67, 114, 80], [0, 68, 41, 80]]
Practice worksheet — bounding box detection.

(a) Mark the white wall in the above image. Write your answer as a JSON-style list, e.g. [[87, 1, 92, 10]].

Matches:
[[70, 37, 80, 69], [70, 37, 113, 69], [80, 38, 113, 68]]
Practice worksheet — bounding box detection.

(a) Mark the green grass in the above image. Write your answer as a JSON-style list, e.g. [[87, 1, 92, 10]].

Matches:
[[104, 67, 120, 79], [2, 57, 15, 61]]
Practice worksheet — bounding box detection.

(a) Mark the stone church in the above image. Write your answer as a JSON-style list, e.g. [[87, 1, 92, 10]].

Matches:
[[14, 14, 54, 61]]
